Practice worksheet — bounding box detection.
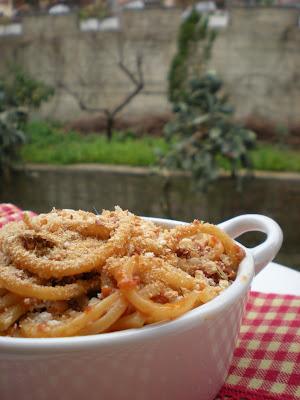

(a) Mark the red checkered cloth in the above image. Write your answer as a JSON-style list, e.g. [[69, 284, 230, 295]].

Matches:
[[0, 204, 299, 400], [218, 292, 300, 400], [0, 203, 36, 228]]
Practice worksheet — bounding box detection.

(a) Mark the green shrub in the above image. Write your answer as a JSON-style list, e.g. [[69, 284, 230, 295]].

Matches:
[[164, 10, 256, 189], [0, 110, 26, 177], [0, 68, 54, 175], [78, 1, 109, 20], [168, 10, 216, 103], [162, 74, 257, 189], [1, 67, 54, 110]]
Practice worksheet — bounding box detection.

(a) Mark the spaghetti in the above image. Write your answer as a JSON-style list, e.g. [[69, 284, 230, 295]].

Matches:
[[0, 207, 245, 338]]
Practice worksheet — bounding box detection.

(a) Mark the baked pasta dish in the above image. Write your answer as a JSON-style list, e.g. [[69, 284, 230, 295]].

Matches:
[[0, 207, 245, 338]]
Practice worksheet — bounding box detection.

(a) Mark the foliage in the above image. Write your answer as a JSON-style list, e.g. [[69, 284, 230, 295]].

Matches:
[[165, 10, 256, 190], [168, 10, 216, 103], [1, 67, 54, 110], [0, 110, 26, 176], [0, 68, 54, 175], [21, 121, 300, 172], [161, 73, 257, 190], [78, 1, 109, 20]]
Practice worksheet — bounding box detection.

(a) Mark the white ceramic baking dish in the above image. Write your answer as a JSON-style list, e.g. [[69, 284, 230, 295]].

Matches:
[[0, 214, 282, 400]]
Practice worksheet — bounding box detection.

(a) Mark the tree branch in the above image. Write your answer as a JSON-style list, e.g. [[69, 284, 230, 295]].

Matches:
[[111, 81, 144, 117], [56, 46, 144, 140], [118, 52, 143, 86], [118, 61, 139, 86], [57, 81, 109, 114], [136, 53, 143, 83], [112, 53, 144, 117]]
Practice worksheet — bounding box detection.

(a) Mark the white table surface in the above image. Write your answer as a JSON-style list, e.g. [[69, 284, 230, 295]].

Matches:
[[251, 262, 300, 296]]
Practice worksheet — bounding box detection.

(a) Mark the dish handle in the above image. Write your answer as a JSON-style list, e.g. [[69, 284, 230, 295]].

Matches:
[[218, 214, 283, 274]]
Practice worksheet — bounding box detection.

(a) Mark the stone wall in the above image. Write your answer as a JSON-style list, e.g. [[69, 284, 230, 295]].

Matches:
[[0, 7, 299, 131], [0, 9, 181, 122], [209, 8, 300, 131]]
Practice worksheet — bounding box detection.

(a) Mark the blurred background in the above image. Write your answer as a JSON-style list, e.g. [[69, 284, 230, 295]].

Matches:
[[0, 0, 299, 269]]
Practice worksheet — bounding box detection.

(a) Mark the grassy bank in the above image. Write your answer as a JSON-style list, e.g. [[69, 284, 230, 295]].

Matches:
[[21, 121, 300, 172], [21, 122, 168, 166]]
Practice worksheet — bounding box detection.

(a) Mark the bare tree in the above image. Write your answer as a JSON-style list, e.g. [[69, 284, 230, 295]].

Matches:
[[58, 51, 144, 141]]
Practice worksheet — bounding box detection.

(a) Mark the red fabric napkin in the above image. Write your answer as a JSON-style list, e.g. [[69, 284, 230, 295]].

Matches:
[[0, 204, 299, 400], [218, 292, 300, 400], [0, 203, 36, 227]]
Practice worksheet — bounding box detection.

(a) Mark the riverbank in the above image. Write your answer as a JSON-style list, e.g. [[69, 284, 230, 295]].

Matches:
[[21, 121, 300, 172]]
